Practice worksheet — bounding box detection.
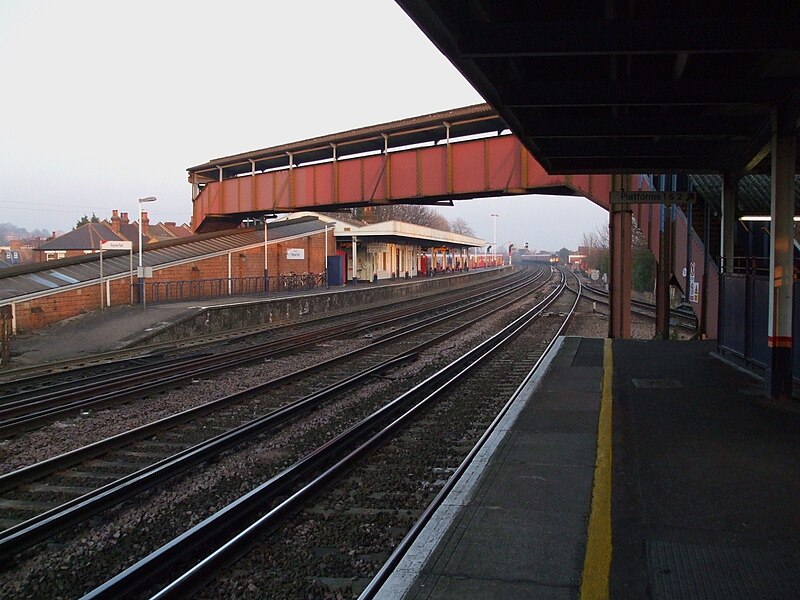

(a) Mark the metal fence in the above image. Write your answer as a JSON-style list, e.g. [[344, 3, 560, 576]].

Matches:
[[719, 266, 800, 379], [132, 273, 327, 305]]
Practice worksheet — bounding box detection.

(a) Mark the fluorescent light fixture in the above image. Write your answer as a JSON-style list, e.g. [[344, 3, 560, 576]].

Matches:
[[739, 215, 800, 222]]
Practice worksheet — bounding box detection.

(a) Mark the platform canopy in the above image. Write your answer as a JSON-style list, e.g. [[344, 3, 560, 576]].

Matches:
[[335, 220, 485, 250], [274, 212, 485, 250], [395, 0, 800, 176]]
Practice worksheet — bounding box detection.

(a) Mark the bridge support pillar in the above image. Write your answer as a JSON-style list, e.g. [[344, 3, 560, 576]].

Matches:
[[609, 188, 632, 339], [655, 205, 673, 339], [766, 107, 796, 400]]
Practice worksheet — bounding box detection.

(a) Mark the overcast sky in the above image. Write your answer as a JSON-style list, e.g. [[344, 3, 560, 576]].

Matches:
[[0, 0, 607, 251]]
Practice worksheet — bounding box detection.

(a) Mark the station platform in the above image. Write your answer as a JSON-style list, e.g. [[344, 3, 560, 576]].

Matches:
[[376, 337, 800, 599], [5, 269, 501, 368]]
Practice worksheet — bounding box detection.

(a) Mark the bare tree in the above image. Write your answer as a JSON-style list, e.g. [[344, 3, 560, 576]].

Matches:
[[580, 224, 609, 250], [351, 205, 450, 231], [449, 217, 476, 236], [580, 224, 609, 271], [581, 221, 648, 251], [631, 219, 649, 250]]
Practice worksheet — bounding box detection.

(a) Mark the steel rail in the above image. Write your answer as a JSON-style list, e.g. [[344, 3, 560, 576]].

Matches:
[[0, 268, 546, 490], [0, 354, 415, 559], [0, 270, 540, 434], [358, 267, 581, 598], [0, 269, 529, 392], [79, 268, 569, 599], [0, 269, 553, 557], [580, 284, 698, 330], [0, 271, 527, 387]]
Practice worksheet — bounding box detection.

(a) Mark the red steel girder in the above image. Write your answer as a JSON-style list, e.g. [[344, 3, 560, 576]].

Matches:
[[192, 135, 628, 232]]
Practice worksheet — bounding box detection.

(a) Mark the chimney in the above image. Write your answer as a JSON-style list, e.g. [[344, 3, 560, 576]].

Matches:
[[110, 209, 121, 233], [120, 212, 129, 224], [141, 211, 150, 237]]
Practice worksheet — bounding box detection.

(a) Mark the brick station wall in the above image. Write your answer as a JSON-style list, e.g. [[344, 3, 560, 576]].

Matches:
[[8, 230, 333, 333]]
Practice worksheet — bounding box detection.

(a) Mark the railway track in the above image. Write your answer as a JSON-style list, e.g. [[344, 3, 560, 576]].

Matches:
[[0, 269, 520, 393], [0, 267, 554, 569], [0, 270, 537, 436], [53, 267, 579, 600], [577, 279, 698, 332]]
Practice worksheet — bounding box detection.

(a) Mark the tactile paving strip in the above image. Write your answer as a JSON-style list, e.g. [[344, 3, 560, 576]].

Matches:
[[631, 378, 683, 389], [647, 539, 800, 599]]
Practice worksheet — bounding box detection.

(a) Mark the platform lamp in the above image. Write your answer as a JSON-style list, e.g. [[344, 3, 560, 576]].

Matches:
[[138, 196, 156, 308], [491, 213, 498, 267]]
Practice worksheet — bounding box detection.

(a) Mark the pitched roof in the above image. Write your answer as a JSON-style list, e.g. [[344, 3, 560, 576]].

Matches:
[[162, 222, 193, 238], [146, 223, 176, 241], [118, 222, 141, 245], [1, 217, 326, 303], [38, 222, 124, 251]]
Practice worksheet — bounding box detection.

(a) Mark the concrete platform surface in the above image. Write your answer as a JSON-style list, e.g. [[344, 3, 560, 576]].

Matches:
[[611, 339, 800, 599], [8, 296, 256, 366], [378, 336, 604, 599], [376, 337, 800, 600]]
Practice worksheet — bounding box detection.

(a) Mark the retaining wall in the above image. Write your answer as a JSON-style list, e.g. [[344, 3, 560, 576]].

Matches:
[[132, 268, 511, 346]]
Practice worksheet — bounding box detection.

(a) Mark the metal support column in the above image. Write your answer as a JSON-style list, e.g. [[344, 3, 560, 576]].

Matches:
[[655, 205, 673, 339], [609, 178, 632, 339], [685, 200, 693, 303], [352, 236, 358, 284], [766, 108, 796, 400], [721, 172, 738, 273], [0, 306, 11, 367], [264, 215, 269, 294], [701, 198, 711, 338]]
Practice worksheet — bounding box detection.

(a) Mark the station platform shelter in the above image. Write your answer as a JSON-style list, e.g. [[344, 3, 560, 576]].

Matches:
[[272, 212, 485, 283]]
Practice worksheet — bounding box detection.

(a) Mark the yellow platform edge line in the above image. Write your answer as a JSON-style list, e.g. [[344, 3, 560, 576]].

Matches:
[[580, 337, 613, 600]]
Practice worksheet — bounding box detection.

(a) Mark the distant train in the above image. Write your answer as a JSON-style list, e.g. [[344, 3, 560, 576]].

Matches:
[[518, 252, 559, 264], [419, 251, 504, 275]]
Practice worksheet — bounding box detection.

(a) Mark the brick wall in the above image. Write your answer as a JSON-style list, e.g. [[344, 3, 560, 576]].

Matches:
[[8, 229, 335, 333], [274, 231, 327, 275]]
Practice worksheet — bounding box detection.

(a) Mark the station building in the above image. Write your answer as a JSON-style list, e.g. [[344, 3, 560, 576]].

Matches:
[[272, 212, 486, 282]]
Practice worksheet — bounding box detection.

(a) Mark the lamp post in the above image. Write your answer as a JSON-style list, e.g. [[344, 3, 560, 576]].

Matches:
[[491, 213, 498, 267], [138, 197, 156, 307]]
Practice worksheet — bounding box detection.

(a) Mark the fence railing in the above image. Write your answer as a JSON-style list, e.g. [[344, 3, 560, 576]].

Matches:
[[718, 272, 800, 381], [132, 273, 327, 305], [718, 256, 771, 277]]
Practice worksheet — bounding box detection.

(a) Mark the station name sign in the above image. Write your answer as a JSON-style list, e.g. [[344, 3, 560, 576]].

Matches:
[[610, 191, 696, 205], [100, 240, 133, 251]]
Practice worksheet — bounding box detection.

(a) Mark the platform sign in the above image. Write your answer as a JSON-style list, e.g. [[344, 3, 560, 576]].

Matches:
[[690, 282, 700, 303], [610, 191, 696, 205], [101, 240, 133, 251], [286, 248, 305, 260]]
